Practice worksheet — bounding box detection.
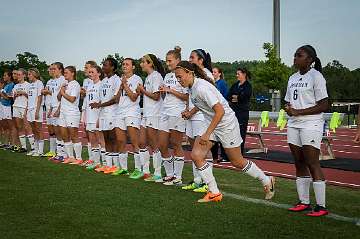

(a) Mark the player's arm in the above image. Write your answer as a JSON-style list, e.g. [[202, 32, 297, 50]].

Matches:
[[123, 82, 139, 102]]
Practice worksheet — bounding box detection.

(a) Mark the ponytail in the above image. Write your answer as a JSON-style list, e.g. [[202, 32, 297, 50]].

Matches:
[[299, 45, 322, 73]]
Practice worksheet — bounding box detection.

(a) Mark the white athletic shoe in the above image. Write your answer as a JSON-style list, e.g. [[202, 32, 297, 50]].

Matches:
[[32, 152, 40, 157], [163, 177, 182, 186], [264, 176, 276, 200], [26, 151, 35, 156]]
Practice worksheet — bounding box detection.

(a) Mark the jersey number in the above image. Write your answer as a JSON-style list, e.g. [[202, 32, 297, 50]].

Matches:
[[293, 89, 298, 100]]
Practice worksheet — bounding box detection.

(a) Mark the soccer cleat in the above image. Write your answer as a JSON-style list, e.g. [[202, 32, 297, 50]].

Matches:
[[31, 152, 40, 157], [182, 182, 200, 190], [17, 148, 27, 153], [142, 173, 151, 180], [103, 166, 119, 174], [129, 169, 144, 179], [86, 163, 101, 171], [264, 176, 276, 200], [288, 202, 312, 212], [69, 159, 84, 165], [52, 156, 64, 163], [193, 184, 208, 193], [306, 205, 329, 217], [11, 145, 21, 152], [144, 175, 162, 182], [44, 151, 56, 157], [95, 166, 109, 173], [62, 158, 76, 164], [197, 192, 223, 203], [112, 169, 129, 176], [81, 160, 94, 167], [26, 151, 35, 156], [163, 177, 182, 186], [155, 176, 173, 183]]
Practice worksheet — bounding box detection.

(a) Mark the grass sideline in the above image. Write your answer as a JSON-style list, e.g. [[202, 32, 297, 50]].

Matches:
[[0, 148, 359, 239]]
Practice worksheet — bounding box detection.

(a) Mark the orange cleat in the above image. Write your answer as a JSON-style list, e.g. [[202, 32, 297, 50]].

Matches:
[[197, 192, 223, 203], [69, 159, 84, 165], [95, 166, 109, 173], [103, 166, 119, 174], [62, 158, 76, 164]]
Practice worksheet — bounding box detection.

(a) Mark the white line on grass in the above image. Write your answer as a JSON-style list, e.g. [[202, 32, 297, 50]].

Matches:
[[223, 192, 360, 226]]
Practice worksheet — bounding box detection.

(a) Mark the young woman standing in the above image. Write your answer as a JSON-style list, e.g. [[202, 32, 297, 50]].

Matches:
[[285, 45, 329, 217], [138, 54, 165, 181], [26, 68, 44, 156], [175, 61, 275, 203]]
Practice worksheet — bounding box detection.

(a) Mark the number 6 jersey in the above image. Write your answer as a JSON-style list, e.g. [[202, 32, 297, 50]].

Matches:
[[284, 68, 328, 129]]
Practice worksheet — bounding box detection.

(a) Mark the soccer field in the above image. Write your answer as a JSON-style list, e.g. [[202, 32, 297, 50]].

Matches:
[[0, 149, 359, 239]]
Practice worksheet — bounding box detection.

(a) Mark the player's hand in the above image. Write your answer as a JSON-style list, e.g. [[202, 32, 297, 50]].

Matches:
[[137, 84, 145, 94], [199, 133, 210, 146], [60, 85, 66, 96], [80, 87, 86, 97], [285, 104, 299, 117], [89, 102, 100, 109], [53, 109, 60, 118], [181, 110, 191, 120], [159, 85, 171, 93], [35, 110, 39, 120]]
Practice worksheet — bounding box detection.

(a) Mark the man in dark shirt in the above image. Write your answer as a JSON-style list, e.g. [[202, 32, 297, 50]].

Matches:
[[228, 68, 252, 154]]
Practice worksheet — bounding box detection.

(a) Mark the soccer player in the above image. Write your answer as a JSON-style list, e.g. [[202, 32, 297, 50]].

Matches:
[[285, 45, 329, 217], [42, 66, 57, 156], [26, 68, 45, 156], [157, 47, 188, 185], [83, 65, 104, 170], [12, 68, 31, 153], [57, 66, 82, 164], [138, 54, 165, 181], [0, 71, 16, 149], [175, 61, 275, 203]]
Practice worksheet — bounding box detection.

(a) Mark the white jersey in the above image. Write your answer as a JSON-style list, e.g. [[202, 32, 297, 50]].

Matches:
[[13, 81, 30, 108], [160, 72, 187, 116], [143, 71, 163, 117], [99, 74, 121, 118], [190, 78, 236, 129], [60, 80, 80, 116], [284, 68, 328, 129], [85, 81, 101, 123], [51, 75, 67, 108], [44, 78, 55, 108], [187, 68, 213, 121], [27, 80, 44, 110], [82, 78, 93, 110], [117, 74, 142, 117]]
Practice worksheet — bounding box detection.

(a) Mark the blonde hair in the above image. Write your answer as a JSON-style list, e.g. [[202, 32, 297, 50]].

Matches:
[[28, 68, 41, 80]]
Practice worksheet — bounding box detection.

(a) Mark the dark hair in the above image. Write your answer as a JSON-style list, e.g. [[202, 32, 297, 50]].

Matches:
[[144, 54, 166, 78], [213, 66, 224, 79], [298, 45, 322, 73], [86, 60, 97, 67], [192, 49, 212, 72], [91, 65, 104, 80], [52, 62, 64, 74], [176, 61, 213, 85], [3, 70, 13, 82], [167, 46, 182, 60], [105, 57, 118, 75], [123, 57, 137, 73], [65, 66, 77, 80], [237, 67, 251, 80]]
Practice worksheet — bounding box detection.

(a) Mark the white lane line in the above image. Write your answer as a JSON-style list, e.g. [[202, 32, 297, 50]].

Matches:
[[222, 192, 360, 226]]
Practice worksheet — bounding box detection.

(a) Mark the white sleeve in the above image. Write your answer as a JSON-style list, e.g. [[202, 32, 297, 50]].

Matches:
[[152, 75, 163, 93], [69, 83, 80, 97], [284, 81, 290, 102], [200, 87, 220, 108], [314, 73, 328, 102], [113, 79, 121, 96], [37, 82, 44, 96]]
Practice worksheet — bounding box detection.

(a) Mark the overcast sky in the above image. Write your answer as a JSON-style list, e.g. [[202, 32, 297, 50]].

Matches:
[[1, 0, 359, 69]]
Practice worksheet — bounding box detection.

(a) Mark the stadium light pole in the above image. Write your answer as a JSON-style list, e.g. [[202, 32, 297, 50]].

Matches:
[[273, 0, 280, 58]]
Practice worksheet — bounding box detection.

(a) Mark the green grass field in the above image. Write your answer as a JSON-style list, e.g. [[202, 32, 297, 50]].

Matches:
[[0, 148, 359, 239]]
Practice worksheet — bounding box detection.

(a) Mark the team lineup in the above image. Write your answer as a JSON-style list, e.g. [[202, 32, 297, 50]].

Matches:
[[0, 45, 329, 216]]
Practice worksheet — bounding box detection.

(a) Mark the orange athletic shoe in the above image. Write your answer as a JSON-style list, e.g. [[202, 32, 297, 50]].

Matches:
[[197, 192, 223, 203], [69, 159, 84, 165], [62, 158, 76, 164], [95, 166, 109, 173], [103, 166, 119, 174]]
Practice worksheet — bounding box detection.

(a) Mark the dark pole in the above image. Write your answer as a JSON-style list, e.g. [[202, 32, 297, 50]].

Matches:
[[273, 0, 280, 58]]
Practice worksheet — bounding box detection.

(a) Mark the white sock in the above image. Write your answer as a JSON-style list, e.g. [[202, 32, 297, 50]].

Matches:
[[313, 181, 326, 207], [74, 142, 82, 160], [113, 153, 120, 167], [34, 140, 39, 153], [27, 134, 35, 150], [162, 156, 174, 177], [64, 141, 74, 158], [174, 156, 184, 179], [58, 140, 66, 157], [296, 177, 312, 204], [49, 137, 57, 152], [134, 152, 141, 171], [153, 150, 162, 177], [38, 140, 44, 154], [140, 148, 150, 174], [119, 152, 128, 170], [19, 135, 27, 149], [192, 162, 202, 185], [105, 153, 113, 167], [242, 160, 270, 186], [101, 148, 106, 163], [91, 147, 100, 164], [197, 162, 220, 194], [87, 143, 91, 159]]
